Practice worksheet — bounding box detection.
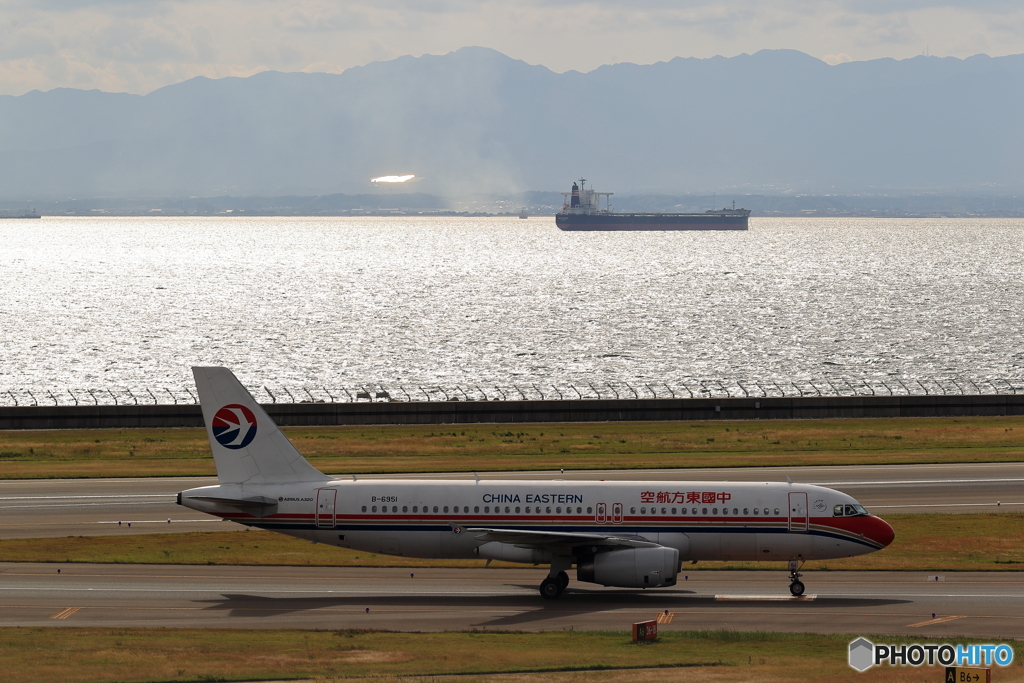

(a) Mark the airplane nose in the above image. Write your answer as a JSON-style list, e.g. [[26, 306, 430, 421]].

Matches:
[[865, 515, 895, 548]]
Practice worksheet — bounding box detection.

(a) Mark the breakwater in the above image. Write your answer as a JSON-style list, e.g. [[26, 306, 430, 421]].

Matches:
[[2, 394, 1023, 430]]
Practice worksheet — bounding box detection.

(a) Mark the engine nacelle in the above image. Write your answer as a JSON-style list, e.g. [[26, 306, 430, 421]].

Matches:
[[577, 547, 679, 588], [474, 542, 553, 564]]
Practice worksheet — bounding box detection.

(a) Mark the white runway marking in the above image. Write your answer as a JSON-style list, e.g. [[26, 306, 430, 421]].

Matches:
[[0, 495, 175, 500], [96, 519, 221, 524], [0, 587, 531, 595], [1, 502, 173, 509], [0, 478, 212, 486], [908, 615, 967, 627], [812, 478, 1024, 486], [716, 595, 817, 601], [871, 502, 1023, 509]]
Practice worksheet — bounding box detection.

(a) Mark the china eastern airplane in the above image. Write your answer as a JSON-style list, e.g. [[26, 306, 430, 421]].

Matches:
[[178, 367, 895, 599]]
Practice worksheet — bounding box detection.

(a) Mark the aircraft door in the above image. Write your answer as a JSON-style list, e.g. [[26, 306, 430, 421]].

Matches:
[[788, 492, 808, 532], [612, 503, 623, 524], [316, 488, 337, 528], [596, 503, 607, 524]]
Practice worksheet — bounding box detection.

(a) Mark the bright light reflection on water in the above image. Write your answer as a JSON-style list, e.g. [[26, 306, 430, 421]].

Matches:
[[1, 215, 1022, 393]]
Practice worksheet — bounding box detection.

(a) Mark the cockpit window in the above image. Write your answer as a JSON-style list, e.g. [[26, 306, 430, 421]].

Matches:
[[836, 503, 870, 516]]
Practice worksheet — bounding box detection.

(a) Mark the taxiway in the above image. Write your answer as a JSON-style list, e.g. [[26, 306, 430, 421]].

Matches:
[[1, 563, 1021, 639], [1, 462, 1021, 539]]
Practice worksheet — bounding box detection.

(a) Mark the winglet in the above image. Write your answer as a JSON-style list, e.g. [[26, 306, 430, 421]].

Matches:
[[192, 367, 327, 485]]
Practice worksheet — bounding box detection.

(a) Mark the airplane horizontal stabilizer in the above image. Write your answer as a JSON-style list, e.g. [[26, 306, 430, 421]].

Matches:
[[186, 495, 279, 508]]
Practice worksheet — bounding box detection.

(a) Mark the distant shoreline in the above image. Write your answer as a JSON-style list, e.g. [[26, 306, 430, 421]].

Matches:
[[13, 210, 1024, 219]]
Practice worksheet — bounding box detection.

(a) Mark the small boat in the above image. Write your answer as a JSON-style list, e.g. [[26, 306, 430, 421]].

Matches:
[[519, 208, 529, 219]]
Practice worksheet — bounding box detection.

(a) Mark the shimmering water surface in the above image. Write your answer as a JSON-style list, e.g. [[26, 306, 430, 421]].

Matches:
[[2, 216, 1023, 399]]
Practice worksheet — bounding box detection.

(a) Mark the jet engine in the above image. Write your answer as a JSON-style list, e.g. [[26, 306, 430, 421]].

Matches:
[[576, 547, 679, 588]]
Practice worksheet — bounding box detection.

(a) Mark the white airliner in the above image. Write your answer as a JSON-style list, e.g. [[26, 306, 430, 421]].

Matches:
[[178, 367, 895, 599]]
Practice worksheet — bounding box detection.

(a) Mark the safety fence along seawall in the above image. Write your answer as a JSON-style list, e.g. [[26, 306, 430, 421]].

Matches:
[[1, 378, 1023, 429]]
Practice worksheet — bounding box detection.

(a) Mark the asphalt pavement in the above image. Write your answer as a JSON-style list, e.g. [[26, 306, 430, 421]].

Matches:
[[2, 563, 1021, 639], [2, 462, 1022, 539]]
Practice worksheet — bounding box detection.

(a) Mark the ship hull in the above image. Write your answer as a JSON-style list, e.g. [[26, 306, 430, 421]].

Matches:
[[556, 212, 747, 231]]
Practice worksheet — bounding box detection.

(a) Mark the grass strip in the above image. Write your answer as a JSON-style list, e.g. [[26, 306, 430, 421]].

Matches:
[[3, 513, 1022, 571], [1, 415, 1024, 479], [2, 628, 1017, 683]]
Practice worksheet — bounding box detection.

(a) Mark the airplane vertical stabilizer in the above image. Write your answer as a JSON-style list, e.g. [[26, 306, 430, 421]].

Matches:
[[192, 367, 328, 485]]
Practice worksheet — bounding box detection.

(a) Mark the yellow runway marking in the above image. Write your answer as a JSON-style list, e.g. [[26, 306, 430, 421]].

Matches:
[[49, 607, 81, 619], [656, 612, 675, 623], [907, 615, 967, 627]]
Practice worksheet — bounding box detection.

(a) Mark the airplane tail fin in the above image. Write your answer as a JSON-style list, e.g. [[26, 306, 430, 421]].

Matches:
[[192, 367, 327, 485]]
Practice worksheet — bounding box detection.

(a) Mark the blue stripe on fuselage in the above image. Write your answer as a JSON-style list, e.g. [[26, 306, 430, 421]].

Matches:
[[241, 521, 883, 550]]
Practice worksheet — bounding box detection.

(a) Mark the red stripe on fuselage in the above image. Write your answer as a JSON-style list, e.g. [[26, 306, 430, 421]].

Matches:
[[211, 510, 892, 547]]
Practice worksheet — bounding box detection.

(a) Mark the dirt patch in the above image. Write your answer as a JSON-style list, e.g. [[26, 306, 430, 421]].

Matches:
[[336, 650, 413, 663]]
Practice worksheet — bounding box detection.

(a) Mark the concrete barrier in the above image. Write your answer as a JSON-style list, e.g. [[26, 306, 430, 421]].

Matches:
[[1, 394, 1022, 430]]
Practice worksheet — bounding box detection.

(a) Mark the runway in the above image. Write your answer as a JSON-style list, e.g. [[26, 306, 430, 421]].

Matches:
[[0, 477, 241, 539], [2, 563, 1022, 639], [2, 462, 1022, 539], [3, 464, 1021, 638]]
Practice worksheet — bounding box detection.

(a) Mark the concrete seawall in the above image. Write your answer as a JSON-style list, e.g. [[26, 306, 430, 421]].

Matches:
[[2, 394, 1023, 430]]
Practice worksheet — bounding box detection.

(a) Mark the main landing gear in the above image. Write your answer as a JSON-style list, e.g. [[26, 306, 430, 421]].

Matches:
[[788, 558, 805, 596], [540, 557, 572, 599], [540, 571, 569, 599]]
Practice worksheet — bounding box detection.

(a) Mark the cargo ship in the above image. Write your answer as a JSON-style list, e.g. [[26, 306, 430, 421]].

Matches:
[[555, 179, 749, 231]]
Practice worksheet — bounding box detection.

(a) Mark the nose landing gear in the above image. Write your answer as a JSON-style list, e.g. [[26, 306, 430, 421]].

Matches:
[[788, 558, 805, 596]]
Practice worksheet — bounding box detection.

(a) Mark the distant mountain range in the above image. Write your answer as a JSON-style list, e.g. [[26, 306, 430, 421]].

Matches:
[[1, 47, 1022, 199]]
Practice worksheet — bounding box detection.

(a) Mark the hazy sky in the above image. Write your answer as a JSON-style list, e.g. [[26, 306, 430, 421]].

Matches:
[[2, 1, 1023, 96]]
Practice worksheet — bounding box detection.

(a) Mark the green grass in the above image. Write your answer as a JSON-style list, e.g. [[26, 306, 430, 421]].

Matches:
[[3, 628, 1018, 683], [3, 514, 1022, 572], [2, 415, 1024, 479]]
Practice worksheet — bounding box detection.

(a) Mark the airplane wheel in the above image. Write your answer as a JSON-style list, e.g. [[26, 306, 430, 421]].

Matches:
[[556, 571, 569, 590], [540, 577, 563, 600], [789, 581, 805, 597]]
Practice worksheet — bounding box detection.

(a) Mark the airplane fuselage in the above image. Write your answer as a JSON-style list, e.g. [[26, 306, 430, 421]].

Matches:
[[180, 478, 894, 564]]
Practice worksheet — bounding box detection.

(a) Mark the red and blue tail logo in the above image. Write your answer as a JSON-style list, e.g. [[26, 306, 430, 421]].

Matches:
[[212, 404, 258, 449]]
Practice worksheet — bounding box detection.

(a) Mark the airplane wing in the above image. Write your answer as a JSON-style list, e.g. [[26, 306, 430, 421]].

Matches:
[[466, 527, 661, 550]]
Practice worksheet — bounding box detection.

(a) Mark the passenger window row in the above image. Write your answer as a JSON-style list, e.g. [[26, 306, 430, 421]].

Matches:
[[358, 504, 785, 516], [629, 506, 779, 516], [360, 505, 595, 514], [360, 505, 782, 516]]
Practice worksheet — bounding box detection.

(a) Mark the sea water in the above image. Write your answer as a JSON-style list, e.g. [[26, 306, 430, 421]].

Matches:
[[1, 215, 1022, 402]]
